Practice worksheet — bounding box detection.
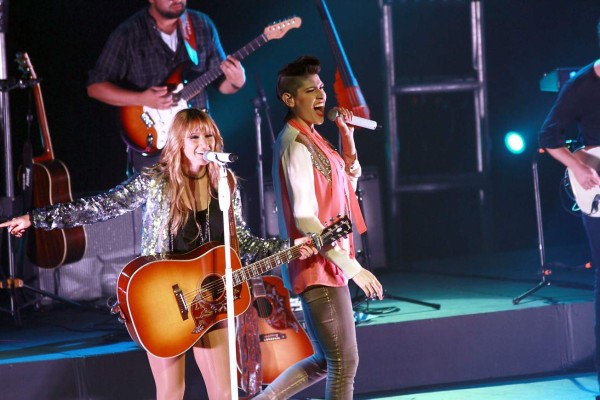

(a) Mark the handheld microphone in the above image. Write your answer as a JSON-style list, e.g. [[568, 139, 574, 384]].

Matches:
[[327, 108, 381, 130], [203, 151, 238, 163]]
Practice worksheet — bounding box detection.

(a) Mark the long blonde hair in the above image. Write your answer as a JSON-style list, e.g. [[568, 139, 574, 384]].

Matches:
[[146, 108, 231, 234]]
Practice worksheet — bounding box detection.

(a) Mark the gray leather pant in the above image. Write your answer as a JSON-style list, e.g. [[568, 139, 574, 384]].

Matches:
[[254, 285, 359, 400]]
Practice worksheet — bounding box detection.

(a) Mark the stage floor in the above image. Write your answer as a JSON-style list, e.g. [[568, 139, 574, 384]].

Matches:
[[0, 243, 597, 399]]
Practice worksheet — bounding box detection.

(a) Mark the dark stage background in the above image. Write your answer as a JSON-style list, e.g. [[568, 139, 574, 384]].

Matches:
[[3, 0, 600, 266]]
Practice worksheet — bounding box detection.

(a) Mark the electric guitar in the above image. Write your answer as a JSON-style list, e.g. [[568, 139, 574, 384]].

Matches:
[[16, 52, 87, 269], [250, 275, 314, 384], [567, 146, 600, 216], [120, 16, 302, 154], [116, 216, 351, 358]]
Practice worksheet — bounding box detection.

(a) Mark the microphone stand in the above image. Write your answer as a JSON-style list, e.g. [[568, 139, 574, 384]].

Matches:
[[252, 75, 276, 238], [351, 182, 441, 315], [252, 98, 267, 238], [215, 159, 238, 400]]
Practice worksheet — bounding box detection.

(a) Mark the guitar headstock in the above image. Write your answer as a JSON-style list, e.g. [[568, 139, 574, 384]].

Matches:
[[15, 52, 37, 80], [320, 216, 352, 246], [263, 16, 302, 41]]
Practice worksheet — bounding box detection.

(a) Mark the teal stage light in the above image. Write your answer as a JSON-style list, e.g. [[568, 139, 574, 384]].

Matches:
[[504, 131, 525, 154]]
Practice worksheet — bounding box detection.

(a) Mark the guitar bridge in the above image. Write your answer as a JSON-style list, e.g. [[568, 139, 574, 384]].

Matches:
[[260, 332, 287, 342], [173, 284, 189, 321]]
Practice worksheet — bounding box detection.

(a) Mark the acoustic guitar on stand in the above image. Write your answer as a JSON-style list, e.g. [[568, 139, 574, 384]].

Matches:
[[246, 276, 314, 384], [568, 146, 600, 216], [120, 17, 301, 154], [16, 53, 87, 269], [115, 216, 351, 358]]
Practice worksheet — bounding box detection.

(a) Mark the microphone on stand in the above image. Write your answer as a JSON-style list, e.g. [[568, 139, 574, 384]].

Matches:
[[254, 74, 276, 144], [203, 151, 238, 163], [327, 108, 381, 130]]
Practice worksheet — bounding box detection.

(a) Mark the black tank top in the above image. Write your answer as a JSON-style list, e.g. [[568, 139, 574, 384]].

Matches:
[[172, 200, 224, 253]]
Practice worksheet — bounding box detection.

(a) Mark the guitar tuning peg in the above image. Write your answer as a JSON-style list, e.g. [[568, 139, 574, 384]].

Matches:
[[337, 213, 341, 218]]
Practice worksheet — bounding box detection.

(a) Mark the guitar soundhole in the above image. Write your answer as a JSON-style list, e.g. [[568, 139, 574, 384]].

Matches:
[[201, 275, 224, 302], [253, 297, 273, 318]]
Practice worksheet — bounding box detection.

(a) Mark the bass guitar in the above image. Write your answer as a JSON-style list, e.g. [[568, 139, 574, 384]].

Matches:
[[249, 275, 313, 384], [567, 146, 600, 216], [120, 16, 302, 154], [16, 53, 87, 269], [315, 0, 370, 119], [116, 216, 351, 358]]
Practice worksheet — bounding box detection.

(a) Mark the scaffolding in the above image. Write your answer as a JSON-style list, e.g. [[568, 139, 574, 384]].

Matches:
[[380, 0, 492, 260]]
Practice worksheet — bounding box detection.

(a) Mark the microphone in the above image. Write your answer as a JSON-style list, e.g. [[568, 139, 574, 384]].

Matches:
[[327, 108, 381, 130], [203, 151, 238, 163]]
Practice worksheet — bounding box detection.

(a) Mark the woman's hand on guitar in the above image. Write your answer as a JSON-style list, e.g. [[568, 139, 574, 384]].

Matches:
[[352, 268, 384, 301], [0, 214, 32, 238], [293, 236, 318, 260]]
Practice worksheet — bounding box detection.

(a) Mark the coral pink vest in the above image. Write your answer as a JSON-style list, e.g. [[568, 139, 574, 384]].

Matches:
[[277, 120, 366, 294]]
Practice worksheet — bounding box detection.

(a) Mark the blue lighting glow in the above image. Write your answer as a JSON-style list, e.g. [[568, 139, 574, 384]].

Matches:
[[504, 131, 525, 154]]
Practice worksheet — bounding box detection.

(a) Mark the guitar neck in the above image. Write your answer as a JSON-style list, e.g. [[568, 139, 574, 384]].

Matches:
[[315, 0, 358, 88], [32, 81, 55, 163], [233, 245, 302, 286], [179, 34, 268, 101]]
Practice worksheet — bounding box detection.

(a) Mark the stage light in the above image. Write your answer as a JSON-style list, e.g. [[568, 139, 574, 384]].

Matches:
[[504, 131, 526, 154]]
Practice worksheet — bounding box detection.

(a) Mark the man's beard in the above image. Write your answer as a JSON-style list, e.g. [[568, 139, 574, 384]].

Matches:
[[157, 5, 186, 19]]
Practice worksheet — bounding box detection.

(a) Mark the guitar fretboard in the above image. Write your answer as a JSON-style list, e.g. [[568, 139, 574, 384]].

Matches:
[[230, 217, 350, 286], [233, 245, 301, 286], [180, 34, 268, 101]]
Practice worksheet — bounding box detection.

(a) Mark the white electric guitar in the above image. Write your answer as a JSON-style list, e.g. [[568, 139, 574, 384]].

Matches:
[[567, 147, 600, 216]]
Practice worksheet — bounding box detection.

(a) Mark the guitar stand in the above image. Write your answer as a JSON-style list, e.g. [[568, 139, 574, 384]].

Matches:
[[514, 155, 554, 304], [0, 53, 81, 326], [351, 185, 441, 316]]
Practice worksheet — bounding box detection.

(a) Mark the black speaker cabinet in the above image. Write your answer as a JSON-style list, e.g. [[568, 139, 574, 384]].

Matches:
[[264, 180, 280, 238], [264, 167, 387, 269], [37, 209, 142, 301], [353, 167, 387, 269]]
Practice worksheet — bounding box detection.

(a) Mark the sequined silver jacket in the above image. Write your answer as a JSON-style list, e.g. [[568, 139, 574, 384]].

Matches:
[[31, 172, 287, 263]]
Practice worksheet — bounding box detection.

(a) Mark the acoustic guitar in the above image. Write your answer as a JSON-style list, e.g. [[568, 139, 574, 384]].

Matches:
[[249, 275, 314, 384], [120, 17, 302, 154], [115, 216, 351, 358], [16, 53, 87, 269]]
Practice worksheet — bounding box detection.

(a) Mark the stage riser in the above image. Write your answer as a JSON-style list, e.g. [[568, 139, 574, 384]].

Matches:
[[1, 302, 594, 399]]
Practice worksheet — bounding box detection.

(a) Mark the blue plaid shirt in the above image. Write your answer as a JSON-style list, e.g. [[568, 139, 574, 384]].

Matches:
[[87, 7, 226, 111]]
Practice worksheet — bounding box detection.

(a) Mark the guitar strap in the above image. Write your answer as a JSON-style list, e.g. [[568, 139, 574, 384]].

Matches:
[[178, 12, 199, 65]]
